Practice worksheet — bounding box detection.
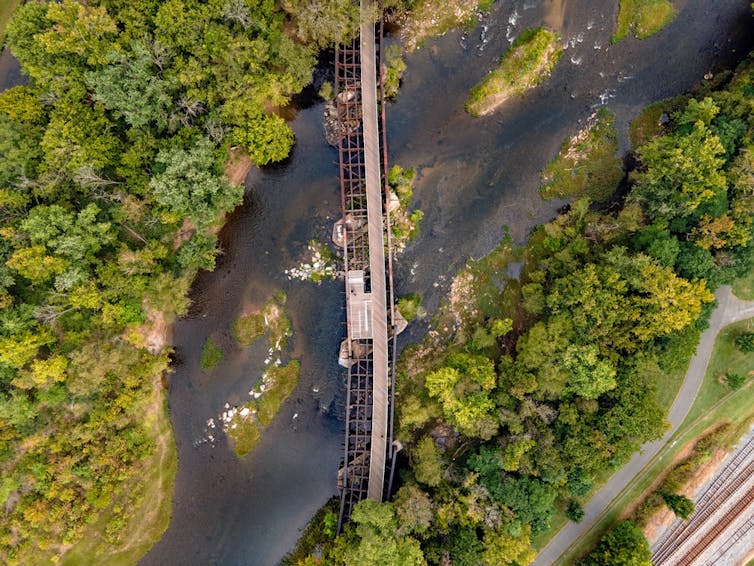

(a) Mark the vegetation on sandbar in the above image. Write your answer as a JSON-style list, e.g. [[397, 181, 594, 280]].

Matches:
[[281, 498, 340, 566], [399, 0, 493, 51], [628, 95, 688, 148], [466, 27, 564, 117], [613, 0, 677, 43], [388, 165, 423, 249], [225, 292, 298, 457], [200, 337, 223, 371], [541, 108, 624, 202], [233, 293, 292, 349], [383, 44, 407, 99], [285, 240, 339, 283], [224, 361, 301, 458]]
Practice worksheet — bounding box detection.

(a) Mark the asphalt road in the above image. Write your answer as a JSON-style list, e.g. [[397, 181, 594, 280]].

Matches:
[[533, 286, 754, 565]]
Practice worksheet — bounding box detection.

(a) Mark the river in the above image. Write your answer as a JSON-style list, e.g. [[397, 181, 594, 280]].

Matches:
[[2, 1, 749, 565]]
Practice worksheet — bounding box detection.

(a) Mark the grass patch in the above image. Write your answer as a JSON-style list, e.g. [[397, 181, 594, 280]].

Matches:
[[540, 108, 623, 202], [550, 318, 754, 564], [466, 27, 564, 117], [60, 386, 177, 566], [628, 95, 688, 148], [200, 337, 222, 371], [226, 361, 301, 457], [0, 0, 21, 46], [233, 293, 291, 348], [613, 0, 677, 42], [684, 318, 754, 423], [397, 294, 423, 322], [234, 311, 265, 346], [733, 269, 754, 300]]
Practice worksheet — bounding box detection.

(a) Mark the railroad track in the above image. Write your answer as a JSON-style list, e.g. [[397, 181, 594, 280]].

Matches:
[[653, 434, 754, 565], [702, 513, 754, 564], [674, 483, 754, 565]]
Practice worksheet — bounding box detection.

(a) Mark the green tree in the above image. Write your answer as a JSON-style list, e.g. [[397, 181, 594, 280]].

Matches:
[[566, 499, 585, 523], [41, 96, 121, 180], [579, 520, 651, 566], [331, 500, 426, 566], [231, 111, 295, 166], [87, 42, 175, 131], [631, 120, 727, 221], [425, 353, 498, 439], [150, 138, 243, 228], [413, 435, 443, 488], [283, 0, 360, 48], [482, 525, 536, 566], [725, 372, 746, 390], [394, 484, 433, 536], [6, 245, 67, 285], [734, 332, 754, 352], [36, 0, 118, 68], [660, 492, 695, 520], [562, 344, 617, 399], [20, 203, 115, 265]]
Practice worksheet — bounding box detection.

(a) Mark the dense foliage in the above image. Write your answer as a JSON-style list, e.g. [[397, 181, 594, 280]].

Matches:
[[579, 520, 651, 566], [0, 0, 338, 562], [309, 55, 754, 566]]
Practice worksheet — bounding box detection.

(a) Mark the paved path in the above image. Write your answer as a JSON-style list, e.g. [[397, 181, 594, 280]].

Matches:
[[359, 0, 389, 501], [534, 285, 754, 565]]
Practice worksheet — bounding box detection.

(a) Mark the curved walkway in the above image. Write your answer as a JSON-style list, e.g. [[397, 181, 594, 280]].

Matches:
[[533, 285, 754, 565]]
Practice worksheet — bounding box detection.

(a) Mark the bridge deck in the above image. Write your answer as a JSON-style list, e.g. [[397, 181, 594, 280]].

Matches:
[[336, 0, 393, 526], [359, 0, 389, 503]]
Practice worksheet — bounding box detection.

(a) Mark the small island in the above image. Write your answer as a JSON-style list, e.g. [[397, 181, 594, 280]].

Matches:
[[613, 0, 677, 42], [466, 27, 563, 117]]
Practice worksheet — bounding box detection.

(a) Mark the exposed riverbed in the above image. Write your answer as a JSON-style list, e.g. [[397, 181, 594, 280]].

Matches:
[[125, 0, 753, 564]]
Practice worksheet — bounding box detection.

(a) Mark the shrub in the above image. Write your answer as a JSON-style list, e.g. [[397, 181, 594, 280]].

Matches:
[[734, 332, 754, 352], [200, 337, 222, 371], [566, 500, 585, 523], [725, 372, 746, 390], [660, 492, 695, 520]]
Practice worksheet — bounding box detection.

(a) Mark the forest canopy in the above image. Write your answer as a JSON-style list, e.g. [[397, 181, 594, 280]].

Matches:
[[0, 0, 360, 562]]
